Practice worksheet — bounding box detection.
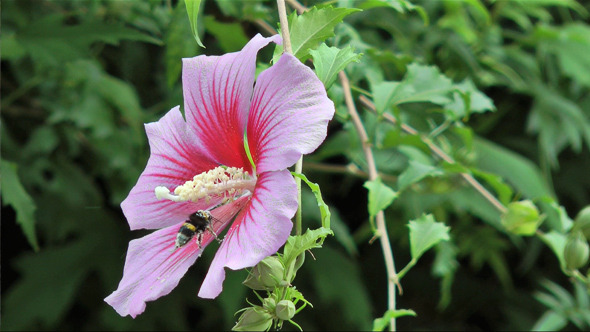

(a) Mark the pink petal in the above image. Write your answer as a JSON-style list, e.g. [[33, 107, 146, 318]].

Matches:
[[105, 197, 248, 317], [198, 170, 297, 298], [104, 223, 201, 318], [182, 34, 282, 171], [121, 106, 219, 230], [247, 53, 334, 173]]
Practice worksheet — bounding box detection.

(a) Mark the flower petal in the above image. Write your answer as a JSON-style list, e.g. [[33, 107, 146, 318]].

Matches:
[[122, 106, 219, 230], [247, 53, 334, 173], [198, 170, 297, 298], [104, 223, 201, 318], [182, 34, 282, 170], [105, 197, 247, 317]]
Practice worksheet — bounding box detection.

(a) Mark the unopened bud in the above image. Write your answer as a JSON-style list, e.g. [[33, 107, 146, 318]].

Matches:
[[233, 307, 273, 331], [564, 231, 589, 270], [243, 256, 285, 291], [275, 300, 296, 321], [573, 206, 590, 240], [262, 297, 277, 312], [501, 200, 543, 236]]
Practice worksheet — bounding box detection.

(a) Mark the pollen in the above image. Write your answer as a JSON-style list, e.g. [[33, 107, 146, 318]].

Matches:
[[155, 166, 255, 204]]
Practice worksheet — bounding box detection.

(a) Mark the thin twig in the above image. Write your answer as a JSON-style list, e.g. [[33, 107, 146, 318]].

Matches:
[[358, 95, 508, 214], [340, 72, 398, 332], [277, 0, 294, 54], [254, 19, 278, 36], [286, 0, 307, 14]]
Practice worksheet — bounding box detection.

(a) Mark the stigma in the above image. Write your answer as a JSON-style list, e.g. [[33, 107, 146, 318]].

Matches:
[[155, 166, 255, 203]]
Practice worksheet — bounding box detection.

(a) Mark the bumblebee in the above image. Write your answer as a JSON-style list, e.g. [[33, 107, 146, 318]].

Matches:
[[175, 210, 222, 249]]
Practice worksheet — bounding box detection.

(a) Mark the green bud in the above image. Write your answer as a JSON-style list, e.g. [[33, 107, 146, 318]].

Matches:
[[262, 297, 277, 312], [501, 200, 543, 236], [243, 256, 285, 291], [275, 300, 296, 321], [233, 307, 273, 331], [564, 231, 590, 270], [573, 206, 590, 240]]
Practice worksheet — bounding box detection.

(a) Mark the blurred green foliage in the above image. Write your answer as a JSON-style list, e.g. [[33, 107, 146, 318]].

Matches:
[[2, 0, 590, 330]]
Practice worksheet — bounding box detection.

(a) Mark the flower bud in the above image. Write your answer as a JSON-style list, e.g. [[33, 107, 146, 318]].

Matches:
[[501, 200, 543, 236], [573, 206, 590, 240], [564, 231, 590, 270], [275, 300, 296, 321], [262, 297, 277, 312], [233, 307, 273, 331], [243, 256, 285, 291]]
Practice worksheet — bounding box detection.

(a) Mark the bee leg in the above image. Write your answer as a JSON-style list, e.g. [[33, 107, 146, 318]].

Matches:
[[207, 226, 222, 244], [196, 232, 204, 250]]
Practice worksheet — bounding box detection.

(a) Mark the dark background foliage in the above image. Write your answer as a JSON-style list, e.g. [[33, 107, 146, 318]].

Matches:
[[2, 0, 590, 330]]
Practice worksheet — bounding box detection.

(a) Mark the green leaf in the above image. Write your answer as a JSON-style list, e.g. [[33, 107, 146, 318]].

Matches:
[[372, 309, 417, 331], [310, 43, 362, 89], [364, 178, 398, 219], [474, 137, 553, 199], [372, 63, 454, 113], [274, 6, 361, 61], [532, 311, 568, 331], [1, 160, 39, 251], [292, 172, 331, 229], [432, 242, 458, 309], [165, 0, 201, 87], [535, 23, 590, 87], [398, 160, 444, 191], [360, 0, 428, 25], [283, 227, 333, 269], [184, 0, 205, 47], [16, 15, 162, 66], [444, 79, 496, 120], [203, 16, 249, 52], [408, 214, 450, 261], [2, 239, 96, 329], [538, 230, 568, 271]]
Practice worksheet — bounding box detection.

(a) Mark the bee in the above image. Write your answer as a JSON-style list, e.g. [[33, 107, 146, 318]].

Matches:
[[175, 210, 222, 249]]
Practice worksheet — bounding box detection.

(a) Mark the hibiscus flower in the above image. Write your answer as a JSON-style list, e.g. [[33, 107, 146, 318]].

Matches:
[[105, 34, 334, 318]]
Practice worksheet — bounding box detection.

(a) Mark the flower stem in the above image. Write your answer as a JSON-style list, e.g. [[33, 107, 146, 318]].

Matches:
[[339, 71, 398, 331]]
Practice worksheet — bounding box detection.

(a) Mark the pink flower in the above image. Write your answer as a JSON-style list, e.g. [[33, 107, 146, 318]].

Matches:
[[104, 34, 334, 318]]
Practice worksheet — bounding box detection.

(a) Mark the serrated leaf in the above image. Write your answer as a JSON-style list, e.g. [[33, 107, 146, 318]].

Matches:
[[283, 227, 333, 268], [445, 79, 496, 120], [1, 160, 39, 251], [310, 43, 362, 89], [372, 63, 454, 113], [184, 0, 205, 47], [274, 6, 361, 61], [408, 214, 450, 261], [292, 172, 331, 229], [372, 309, 417, 331], [364, 178, 398, 219], [398, 160, 444, 191]]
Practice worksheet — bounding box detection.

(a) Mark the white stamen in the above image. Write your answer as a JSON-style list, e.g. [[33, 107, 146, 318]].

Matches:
[[154, 166, 256, 203]]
